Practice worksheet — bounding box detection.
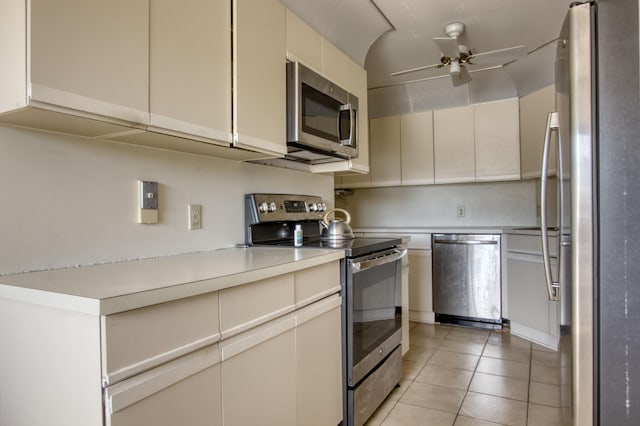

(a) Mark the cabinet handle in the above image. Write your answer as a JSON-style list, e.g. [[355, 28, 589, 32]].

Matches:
[[433, 240, 497, 245]]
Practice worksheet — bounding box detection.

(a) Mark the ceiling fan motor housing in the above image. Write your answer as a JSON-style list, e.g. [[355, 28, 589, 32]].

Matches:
[[444, 22, 465, 38]]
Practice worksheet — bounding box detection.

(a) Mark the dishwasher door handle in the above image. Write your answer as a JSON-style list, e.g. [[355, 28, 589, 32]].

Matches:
[[433, 240, 498, 245]]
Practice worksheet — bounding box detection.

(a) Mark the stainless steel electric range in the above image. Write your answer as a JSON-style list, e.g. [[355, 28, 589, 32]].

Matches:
[[245, 194, 406, 426]]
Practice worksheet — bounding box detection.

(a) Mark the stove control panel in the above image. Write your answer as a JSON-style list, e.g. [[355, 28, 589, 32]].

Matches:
[[245, 194, 326, 224]]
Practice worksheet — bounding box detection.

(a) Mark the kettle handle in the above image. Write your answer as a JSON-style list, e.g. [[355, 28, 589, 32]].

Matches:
[[323, 208, 351, 225]]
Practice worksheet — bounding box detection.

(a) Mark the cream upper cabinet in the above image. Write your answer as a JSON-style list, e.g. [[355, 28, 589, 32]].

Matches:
[[349, 61, 370, 174], [401, 110, 435, 185], [233, 0, 287, 157], [285, 9, 322, 73], [0, 0, 149, 135], [284, 10, 370, 176], [321, 39, 351, 91], [520, 85, 557, 178], [433, 105, 476, 184], [474, 98, 521, 182], [148, 0, 232, 145], [370, 116, 402, 187]]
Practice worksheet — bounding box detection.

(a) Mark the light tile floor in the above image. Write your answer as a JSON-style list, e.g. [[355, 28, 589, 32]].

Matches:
[[365, 323, 572, 426]]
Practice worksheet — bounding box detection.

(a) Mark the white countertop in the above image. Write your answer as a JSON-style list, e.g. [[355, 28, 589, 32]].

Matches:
[[0, 247, 344, 315], [354, 226, 508, 235]]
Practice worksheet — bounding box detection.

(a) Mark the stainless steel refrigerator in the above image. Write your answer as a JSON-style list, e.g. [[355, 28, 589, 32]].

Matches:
[[542, 1, 640, 425]]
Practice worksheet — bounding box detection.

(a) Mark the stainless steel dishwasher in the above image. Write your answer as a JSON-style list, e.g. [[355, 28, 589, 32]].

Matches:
[[432, 234, 501, 328]]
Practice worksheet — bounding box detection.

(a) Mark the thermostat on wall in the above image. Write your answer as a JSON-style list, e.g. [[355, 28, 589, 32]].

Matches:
[[138, 180, 159, 224]]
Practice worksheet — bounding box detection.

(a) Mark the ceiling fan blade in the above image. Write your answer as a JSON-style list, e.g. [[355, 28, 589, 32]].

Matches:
[[451, 66, 472, 87], [390, 63, 441, 77], [469, 45, 528, 65], [433, 37, 459, 59]]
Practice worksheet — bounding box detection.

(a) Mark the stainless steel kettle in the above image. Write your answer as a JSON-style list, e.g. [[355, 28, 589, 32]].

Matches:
[[320, 208, 354, 241]]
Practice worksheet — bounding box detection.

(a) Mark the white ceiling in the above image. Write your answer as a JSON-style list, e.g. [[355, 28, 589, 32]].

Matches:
[[281, 0, 575, 115]]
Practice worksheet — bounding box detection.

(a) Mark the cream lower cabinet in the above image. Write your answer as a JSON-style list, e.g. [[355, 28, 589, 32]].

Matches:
[[505, 233, 560, 349], [221, 297, 342, 426], [408, 249, 434, 323], [296, 297, 343, 426], [0, 260, 342, 426], [401, 253, 410, 355], [105, 346, 223, 426], [222, 320, 297, 426]]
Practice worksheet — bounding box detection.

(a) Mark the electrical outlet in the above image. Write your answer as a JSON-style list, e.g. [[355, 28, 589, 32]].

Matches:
[[457, 205, 466, 218], [189, 204, 202, 230]]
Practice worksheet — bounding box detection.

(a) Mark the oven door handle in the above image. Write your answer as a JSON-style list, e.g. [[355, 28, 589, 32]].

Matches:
[[350, 248, 407, 273]]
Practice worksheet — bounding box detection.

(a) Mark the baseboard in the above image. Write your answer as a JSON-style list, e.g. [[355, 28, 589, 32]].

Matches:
[[409, 310, 435, 323]]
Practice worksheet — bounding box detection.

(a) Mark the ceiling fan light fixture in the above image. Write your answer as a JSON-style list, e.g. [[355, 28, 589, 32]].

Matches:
[[449, 59, 461, 75]]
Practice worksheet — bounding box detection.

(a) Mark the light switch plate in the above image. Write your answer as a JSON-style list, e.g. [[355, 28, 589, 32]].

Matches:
[[138, 180, 159, 224]]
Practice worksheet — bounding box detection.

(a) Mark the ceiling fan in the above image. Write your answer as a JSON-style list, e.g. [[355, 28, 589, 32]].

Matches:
[[390, 22, 528, 86]]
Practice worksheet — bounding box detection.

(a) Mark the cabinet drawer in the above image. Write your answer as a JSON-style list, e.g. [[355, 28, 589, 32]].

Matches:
[[506, 234, 557, 256], [220, 273, 295, 339], [101, 292, 220, 385], [294, 261, 341, 307], [105, 345, 222, 426]]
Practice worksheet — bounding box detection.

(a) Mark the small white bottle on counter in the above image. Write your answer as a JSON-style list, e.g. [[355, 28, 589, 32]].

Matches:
[[294, 224, 303, 247]]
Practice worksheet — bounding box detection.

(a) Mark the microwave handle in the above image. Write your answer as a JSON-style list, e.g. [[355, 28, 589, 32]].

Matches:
[[339, 103, 355, 146]]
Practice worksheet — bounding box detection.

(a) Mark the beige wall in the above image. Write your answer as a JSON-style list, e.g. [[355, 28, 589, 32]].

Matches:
[[0, 126, 333, 274]]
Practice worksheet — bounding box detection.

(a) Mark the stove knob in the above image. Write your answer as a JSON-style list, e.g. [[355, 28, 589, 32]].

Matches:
[[259, 202, 269, 213], [309, 203, 317, 212], [269, 202, 277, 212], [320, 203, 327, 211]]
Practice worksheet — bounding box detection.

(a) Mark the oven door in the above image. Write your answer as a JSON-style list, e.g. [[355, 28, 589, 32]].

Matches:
[[346, 248, 406, 386]]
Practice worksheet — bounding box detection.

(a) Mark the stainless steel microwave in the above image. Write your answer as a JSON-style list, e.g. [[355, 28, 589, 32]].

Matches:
[[286, 62, 358, 164]]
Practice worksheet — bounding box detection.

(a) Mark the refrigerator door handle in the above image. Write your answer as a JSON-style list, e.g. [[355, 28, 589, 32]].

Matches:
[[540, 111, 561, 301]]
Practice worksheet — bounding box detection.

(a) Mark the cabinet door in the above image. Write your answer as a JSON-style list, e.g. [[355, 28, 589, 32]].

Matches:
[[106, 346, 222, 426], [285, 9, 322, 73], [506, 252, 560, 349], [321, 39, 350, 91], [29, 0, 149, 124], [520, 85, 557, 178], [433, 105, 475, 183], [296, 296, 342, 426], [474, 99, 521, 181], [370, 116, 401, 187], [233, 0, 287, 156], [149, 0, 231, 144], [402, 261, 410, 355], [222, 326, 296, 426], [401, 110, 435, 185], [408, 249, 434, 322], [348, 60, 371, 174]]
